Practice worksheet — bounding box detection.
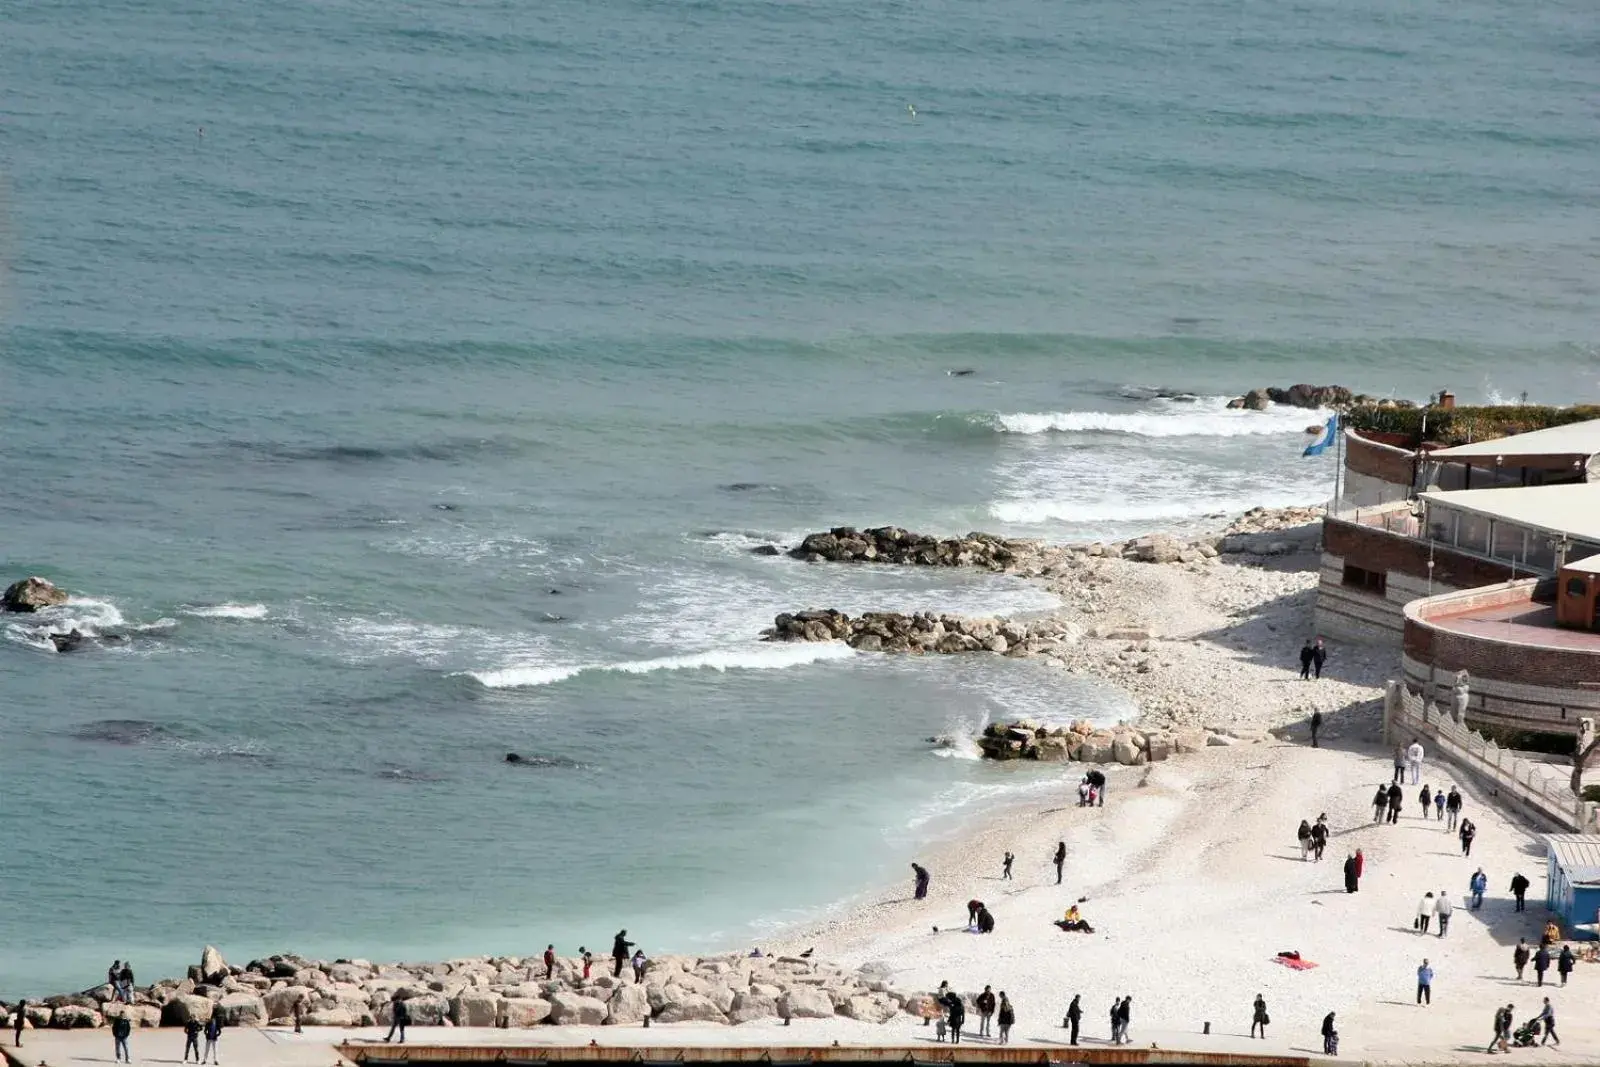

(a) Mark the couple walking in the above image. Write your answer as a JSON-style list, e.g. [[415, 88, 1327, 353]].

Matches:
[[972, 986, 1015, 1043]]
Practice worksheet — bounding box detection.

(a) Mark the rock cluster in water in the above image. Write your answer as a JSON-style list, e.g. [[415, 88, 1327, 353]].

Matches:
[[763, 609, 1080, 655], [0, 946, 922, 1031], [976, 719, 1270, 763], [1, 576, 68, 613]]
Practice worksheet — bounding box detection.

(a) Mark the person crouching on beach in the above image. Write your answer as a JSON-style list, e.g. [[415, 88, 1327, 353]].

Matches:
[[912, 862, 930, 900]]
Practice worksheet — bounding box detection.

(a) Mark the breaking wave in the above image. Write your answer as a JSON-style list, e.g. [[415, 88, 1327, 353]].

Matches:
[[465, 642, 857, 690], [992, 399, 1327, 438], [182, 603, 269, 620]]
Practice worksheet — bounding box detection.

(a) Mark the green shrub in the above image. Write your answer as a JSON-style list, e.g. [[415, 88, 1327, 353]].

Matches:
[[1345, 404, 1600, 448]]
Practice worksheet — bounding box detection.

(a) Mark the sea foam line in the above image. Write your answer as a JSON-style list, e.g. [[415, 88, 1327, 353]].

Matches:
[[989, 487, 1326, 526], [993, 399, 1326, 438], [466, 642, 857, 690], [181, 603, 269, 620]]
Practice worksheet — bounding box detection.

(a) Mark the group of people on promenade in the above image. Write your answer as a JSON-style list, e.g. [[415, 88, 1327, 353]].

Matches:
[[928, 981, 1014, 1044], [1295, 814, 1330, 861]]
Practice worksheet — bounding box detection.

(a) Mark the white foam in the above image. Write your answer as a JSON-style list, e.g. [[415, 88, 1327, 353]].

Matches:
[[466, 642, 857, 690], [990, 486, 1325, 526], [382, 534, 549, 564], [182, 603, 269, 620], [994, 398, 1328, 438]]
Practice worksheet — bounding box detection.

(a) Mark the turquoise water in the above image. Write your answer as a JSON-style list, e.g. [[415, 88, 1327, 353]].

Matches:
[[2, 0, 1598, 997]]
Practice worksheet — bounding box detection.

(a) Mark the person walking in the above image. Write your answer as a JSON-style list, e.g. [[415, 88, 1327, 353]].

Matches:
[[1108, 998, 1122, 1044], [1321, 1011, 1338, 1055], [1116, 996, 1132, 1044], [1372, 785, 1388, 823], [1392, 745, 1407, 784], [1416, 892, 1435, 934], [1053, 842, 1066, 885], [1487, 1004, 1512, 1054], [975, 986, 995, 1038], [1433, 789, 1446, 821], [292, 999, 303, 1035], [184, 1018, 203, 1062], [107, 961, 122, 1001], [946, 991, 965, 1045], [1435, 891, 1454, 936], [1343, 852, 1359, 893], [1513, 939, 1531, 980], [1416, 959, 1433, 1005], [912, 863, 930, 900], [383, 997, 408, 1044], [1299, 641, 1315, 680], [1312, 637, 1327, 678], [1537, 998, 1559, 1046], [544, 944, 557, 979], [1386, 782, 1403, 824], [612, 930, 634, 978], [203, 1015, 222, 1063], [1311, 815, 1329, 861], [1310, 709, 1323, 747], [1461, 819, 1478, 857], [1558, 943, 1575, 985], [1534, 945, 1551, 986], [1510, 872, 1530, 911], [1470, 868, 1487, 908], [1446, 787, 1462, 830], [1064, 995, 1082, 1045], [1419, 784, 1432, 817], [111, 1014, 132, 1063], [1297, 819, 1313, 861], [12, 1000, 26, 1048], [1250, 994, 1269, 1039], [1407, 739, 1425, 785], [1001, 851, 1014, 880], [996, 993, 1014, 1045]]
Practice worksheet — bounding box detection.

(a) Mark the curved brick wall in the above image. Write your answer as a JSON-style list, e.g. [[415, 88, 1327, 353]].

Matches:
[[1346, 429, 1415, 486]]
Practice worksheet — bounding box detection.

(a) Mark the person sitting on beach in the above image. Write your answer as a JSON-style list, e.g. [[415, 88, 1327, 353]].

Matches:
[[977, 905, 995, 934]]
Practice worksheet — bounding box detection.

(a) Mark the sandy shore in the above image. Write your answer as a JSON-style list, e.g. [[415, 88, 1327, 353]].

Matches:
[[762, 528, 1593, 1063]]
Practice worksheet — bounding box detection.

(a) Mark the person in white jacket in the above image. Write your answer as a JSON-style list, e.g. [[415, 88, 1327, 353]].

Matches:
[[1435, 891, 1455, 937], [1416, 891, 1436, 934], [1407, 740, 1425, 785]]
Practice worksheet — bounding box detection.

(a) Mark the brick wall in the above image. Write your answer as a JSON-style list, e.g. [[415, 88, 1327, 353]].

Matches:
[[1324, 518, 1517, 587], [1345, 430, 1415, 486], [1403, 584, 1600, 691]]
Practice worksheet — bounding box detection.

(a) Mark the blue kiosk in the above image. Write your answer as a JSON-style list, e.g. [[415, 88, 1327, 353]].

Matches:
[[1546, 834, 1600, 938]]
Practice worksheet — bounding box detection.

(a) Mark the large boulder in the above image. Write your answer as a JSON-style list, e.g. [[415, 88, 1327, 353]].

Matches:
[[1077, 732, 1115, 763], [200, 946, 230, 984], [727, 992, 778, 1025], [398, 992, 450, 1025], [501, 998, 553, 1027], [653, 991, 725, 1024], [161, 995, 214, 1026], [1144, 731, 1173, 762], [450, 991, 499, 1028], [50, 1005, 103, 1029], [302, 1007, 355, 1027], [262, 987, 312, 1020], [103, 1003, 161, 1029], [547, 991, 608, 1026], [842, 995, 899, 1024], [604, 985, 650, 1025], [1112, 734, 1144, 766], [213, 993, 266, 1027], [1241, 389, 1271, 411], [1130, 534, 1184, 564], [2, 577, 68, 613], [777, 987, 834, 1020]]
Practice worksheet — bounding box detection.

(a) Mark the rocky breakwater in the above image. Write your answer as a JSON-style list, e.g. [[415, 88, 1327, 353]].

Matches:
[[0, 946, 924, 1032], [788, 526, 1044, 571], [763, 608, 1081, 656], [2, 576, 69, 613], [977, 719, 1270, 764]]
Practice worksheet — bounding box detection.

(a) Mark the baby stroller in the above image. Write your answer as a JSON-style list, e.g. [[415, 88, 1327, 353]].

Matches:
[[1511, 1017, 1541, 1048]]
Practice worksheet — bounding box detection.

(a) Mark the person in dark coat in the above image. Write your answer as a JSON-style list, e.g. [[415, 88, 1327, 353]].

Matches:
[[996, 993, 1015, 1045], [1534, 945, 1552, 986], [1299, 642, 1315, 680], [945, 992, 965, 1044], [1310, 709, 1323, 747], [1312, 638, 1327, 678], [968, 899, 984, 927], [184, 1018, 203, 1062], [1054, 841, 1067, 884], [1558, 944, 1576, 986], [1086, 769, 1106, 807], [1250, 994, 1269, 1038], [1419, 784, 1432, 815], [1297, 819, 1313, 861], [1108, 998, 1122, 1043], [1460, 819, 1477, 856], [1343, 853, 1359, 893], [1064, 994, 1082, 1045], [1386, 782, 1403, 824], [1510, 872, 1530, 911], [384, 997, 409, 1044], [977, 905, 995, 934], [1311, 816, 1329, 861], [203, 1015, 222, 1064], [974, 987, 996, 1038], [111, 1014, 132, 1063], [912, 863, 930, 900], [1115, 996, 1132, 1044], [1513, 939, 1531, 981], [612, 930, 634, 978], [1321, 1011, 1338, 1055], [1446, 786, 1463, 829], [1372, 786, 1388, 823], [13, 1000, 26, 1048]]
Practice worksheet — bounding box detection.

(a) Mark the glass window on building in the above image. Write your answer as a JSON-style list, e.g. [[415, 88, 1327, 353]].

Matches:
[[1427, 507, 1457, 544], [1492, 521, 1526, 563], [1524, 535, 1556, 573], [1457, 512, 1491, 554]]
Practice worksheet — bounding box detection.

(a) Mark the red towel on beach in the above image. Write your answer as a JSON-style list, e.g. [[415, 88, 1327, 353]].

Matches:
[[1272, 956, 1318, 970]]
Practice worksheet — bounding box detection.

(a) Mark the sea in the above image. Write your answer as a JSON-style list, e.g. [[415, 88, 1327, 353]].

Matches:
[[2, 0, 1598, 997]]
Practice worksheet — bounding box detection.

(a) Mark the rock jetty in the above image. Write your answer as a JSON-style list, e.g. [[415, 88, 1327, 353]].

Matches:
[[976, 719, 1270, 764], [781, 508, 1323, 574], [763, 609, 1080, 655], [0, 946, 924, 1032], [1224, 384, 1419, 411]]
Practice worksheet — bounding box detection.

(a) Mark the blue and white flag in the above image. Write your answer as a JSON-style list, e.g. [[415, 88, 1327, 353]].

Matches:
[[1302, 415, 1338, 457]]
